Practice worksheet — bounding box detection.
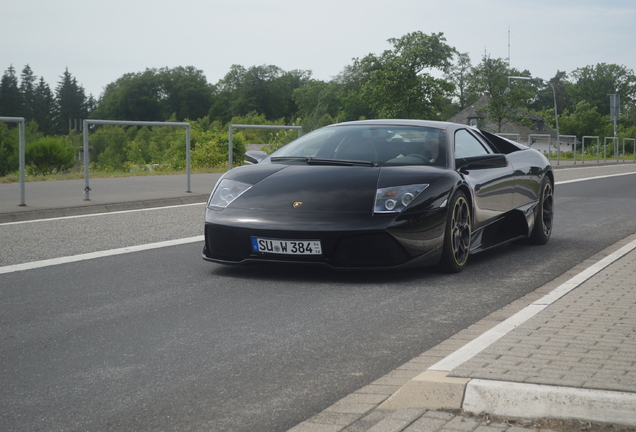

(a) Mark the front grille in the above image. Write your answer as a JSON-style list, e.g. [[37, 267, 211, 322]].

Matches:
[[205, 223, 411, 268], [205, 225, 249, 261], [332, 233, 410, 267]]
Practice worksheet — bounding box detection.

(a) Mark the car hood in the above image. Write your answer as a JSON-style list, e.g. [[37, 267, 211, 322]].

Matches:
[[222, 163, 447, 214]]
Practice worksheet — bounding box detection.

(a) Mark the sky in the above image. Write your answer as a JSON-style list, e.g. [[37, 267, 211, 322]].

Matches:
[[2, 0, 636, 99]]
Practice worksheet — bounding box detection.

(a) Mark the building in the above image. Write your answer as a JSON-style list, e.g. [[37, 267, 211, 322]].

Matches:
[[447, 94, 569, 156]]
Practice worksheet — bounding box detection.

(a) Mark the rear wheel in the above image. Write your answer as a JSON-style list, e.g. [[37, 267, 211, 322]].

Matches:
[[528, 176, 554, 245], [439, 190, 471, 273]]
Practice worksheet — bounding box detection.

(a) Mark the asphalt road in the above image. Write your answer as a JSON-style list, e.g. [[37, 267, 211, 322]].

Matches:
[[2, 165, 636, 431]]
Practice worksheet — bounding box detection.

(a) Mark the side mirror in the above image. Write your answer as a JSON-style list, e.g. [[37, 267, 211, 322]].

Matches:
[[244, 150, 268, 165], [456, 154, 508, 171]]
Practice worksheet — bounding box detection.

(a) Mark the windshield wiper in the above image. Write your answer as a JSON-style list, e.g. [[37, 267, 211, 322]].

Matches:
[[270, 156, 377, 167], [270, 156, 310, 162], [307, 158, 378, 167]]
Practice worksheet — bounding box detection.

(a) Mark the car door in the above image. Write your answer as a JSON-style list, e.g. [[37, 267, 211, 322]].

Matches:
[[453, 128, 515, 228]]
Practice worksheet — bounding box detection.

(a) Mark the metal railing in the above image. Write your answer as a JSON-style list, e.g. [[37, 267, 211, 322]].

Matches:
[[83, 119, 191, 201], [228, 124, 302, 169], [622, 138, 636, 162], [0, 117, 26, 206], [603, 137, 619, 163], [581, 136, 600, 164]]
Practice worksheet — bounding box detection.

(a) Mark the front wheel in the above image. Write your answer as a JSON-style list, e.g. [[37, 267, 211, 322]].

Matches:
[[439, 190, 472, 273], [527, 177, 554, 245]]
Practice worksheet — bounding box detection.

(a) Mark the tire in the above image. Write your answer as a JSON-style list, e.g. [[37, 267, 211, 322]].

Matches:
[[527, 176, 554, 245], [439, 190, 472, 273]]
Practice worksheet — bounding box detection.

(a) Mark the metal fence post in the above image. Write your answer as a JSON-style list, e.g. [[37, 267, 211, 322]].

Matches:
[[581, 136, 599, 164], [0, 117, 26, 206], [227, 124, 303, 170], [83, 120, 91, 200]]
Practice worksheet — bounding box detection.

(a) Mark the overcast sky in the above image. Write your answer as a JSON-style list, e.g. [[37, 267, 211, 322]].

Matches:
[[3, 0, 635, 98]]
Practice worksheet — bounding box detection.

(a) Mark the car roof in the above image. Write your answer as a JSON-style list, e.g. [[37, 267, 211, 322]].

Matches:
[[327, 119, 460, 130]]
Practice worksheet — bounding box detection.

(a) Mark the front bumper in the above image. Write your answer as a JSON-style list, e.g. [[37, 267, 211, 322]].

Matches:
[[202, 207, 447, 269]]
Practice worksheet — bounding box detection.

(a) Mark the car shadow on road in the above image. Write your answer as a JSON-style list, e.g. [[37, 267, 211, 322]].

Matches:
[[208, 260, 440, 285]]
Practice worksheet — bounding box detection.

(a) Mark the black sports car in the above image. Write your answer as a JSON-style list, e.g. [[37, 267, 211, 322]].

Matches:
[[203, 120, 554, 272]]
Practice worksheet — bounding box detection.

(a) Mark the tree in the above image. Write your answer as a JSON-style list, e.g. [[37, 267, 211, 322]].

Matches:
[[360, 31, 456, 119], [159, 66, 213, 121], [20, 65, 37, 120], [568, 63, 636, 117], [292, 79, 340, 130], [208, 64, 247, 122], [96, 66, 214, 122], [0, 65, 21, 116], [33, 78, 56, 135], [557, 101, 606, 138], [94, 69, 164, 121], [469, 55, 533, 132], [209, 64, 310, 123], [529, 70, 570, 115], [0, 122, 19, 176], [446, 52, 476, 109], [55, 68, 88, 134]]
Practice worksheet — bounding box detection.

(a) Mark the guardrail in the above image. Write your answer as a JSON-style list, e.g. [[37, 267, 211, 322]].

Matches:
[[83, 119, 191, 201]]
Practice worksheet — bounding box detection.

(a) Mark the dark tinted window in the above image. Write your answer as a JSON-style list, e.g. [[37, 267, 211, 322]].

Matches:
[[454, 129, 491, 159], [272, 125, 448, 167]]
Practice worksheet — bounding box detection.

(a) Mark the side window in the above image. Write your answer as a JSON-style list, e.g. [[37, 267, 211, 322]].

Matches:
[[455, 129, 490, 159]]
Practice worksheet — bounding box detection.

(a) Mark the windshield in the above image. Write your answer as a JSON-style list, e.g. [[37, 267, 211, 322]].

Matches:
[[270, 125, 447, 168]]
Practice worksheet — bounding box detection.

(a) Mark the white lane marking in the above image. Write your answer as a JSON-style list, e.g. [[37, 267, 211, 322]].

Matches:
[[0, 236, 204, 275], [0, 202, 206, 226], [2, 169, 635, 275], [556, 171, 636, 185], [556, 163, 636, 172], [2, 169, 635, 227], [428, 237, 636, 372]]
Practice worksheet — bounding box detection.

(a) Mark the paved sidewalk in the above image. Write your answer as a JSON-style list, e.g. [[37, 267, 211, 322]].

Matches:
[[288, 234, 636, 432]]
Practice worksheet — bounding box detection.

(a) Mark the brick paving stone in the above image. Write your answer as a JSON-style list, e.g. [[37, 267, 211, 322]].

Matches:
[[472, 426, 509, 432], [405, 416, 448, 432], [324, 400, 378, 415], [356, 384, 403, 395], [287, 421, 343, 432], [443, 416, 480, 431], [365, 409, 425, 432], [341, 410, 390, 432], [423, 411, 455, 421], [307, 411, 366, 426]]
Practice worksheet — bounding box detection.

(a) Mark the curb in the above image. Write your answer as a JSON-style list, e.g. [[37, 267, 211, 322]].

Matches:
[[0, 194, 209, 224], [289, 233, 636, 431], [377, 234, 636, 427]]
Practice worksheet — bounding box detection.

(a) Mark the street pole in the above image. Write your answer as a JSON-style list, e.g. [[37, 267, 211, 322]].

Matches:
[[507, 76, 560, 164]]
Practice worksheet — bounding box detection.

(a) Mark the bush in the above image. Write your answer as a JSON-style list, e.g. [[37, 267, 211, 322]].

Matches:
[[0, 123, 19, 176], [26, 137, 76, 175]]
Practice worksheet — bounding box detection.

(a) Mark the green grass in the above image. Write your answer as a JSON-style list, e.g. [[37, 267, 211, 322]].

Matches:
[[0, 167, 228, 184], [547, 152, 635, 162]]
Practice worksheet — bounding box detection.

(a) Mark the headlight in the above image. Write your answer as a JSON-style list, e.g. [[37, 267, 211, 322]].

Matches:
[[374, 184, 428, 214], [207, 179, 252, 209]]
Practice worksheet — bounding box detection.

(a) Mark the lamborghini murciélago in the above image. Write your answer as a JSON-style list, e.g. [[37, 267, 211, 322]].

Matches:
[[202, 120, 554, 272]]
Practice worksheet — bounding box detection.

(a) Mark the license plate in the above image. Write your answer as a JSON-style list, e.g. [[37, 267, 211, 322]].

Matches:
[[251, 237, 322, 255]]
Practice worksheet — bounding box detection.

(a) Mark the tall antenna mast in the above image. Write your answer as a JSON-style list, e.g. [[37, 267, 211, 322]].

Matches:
[[507, 26, 511, 66]]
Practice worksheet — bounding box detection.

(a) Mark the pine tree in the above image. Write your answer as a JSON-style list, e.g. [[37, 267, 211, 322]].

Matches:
[[54, 68, 87, 134], [0, 65, 21, 116], [20, 64, 37, 120], [33, 77, 55, 135]]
